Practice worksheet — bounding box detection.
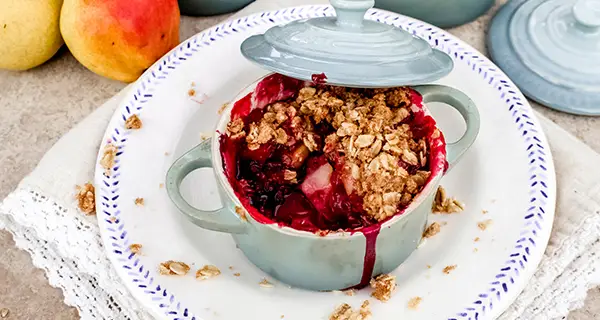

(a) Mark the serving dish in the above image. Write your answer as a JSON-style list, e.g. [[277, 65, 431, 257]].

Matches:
[[166, 0, 480, 291], [95, 4, 556, 320]]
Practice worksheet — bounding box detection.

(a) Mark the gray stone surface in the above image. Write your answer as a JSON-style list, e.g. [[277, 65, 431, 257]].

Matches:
[[0, 2, 598, 319]]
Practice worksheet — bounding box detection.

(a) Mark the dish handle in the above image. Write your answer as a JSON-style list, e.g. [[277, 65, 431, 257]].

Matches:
[[166, 139, 248, 234], [413, 85, 481, 171]]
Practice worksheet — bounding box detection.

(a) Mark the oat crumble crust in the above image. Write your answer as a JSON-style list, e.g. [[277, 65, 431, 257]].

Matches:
[[422, 221, 441, 238], [370, 274, 397, 302], [432, 186, 465, 214], [196, 265, 221, 280], [443, 265, 457, 274], [407, 297, 422, 310], [159, 261, 190, 276], [134, 198, 144, 206], [329, 300, 371, 320], [76, 183, 96, 215], [100, 143, 118, 176], [129, 244, 142, 255], [125, 114, 142, 130], [226, 85, 432, 222]]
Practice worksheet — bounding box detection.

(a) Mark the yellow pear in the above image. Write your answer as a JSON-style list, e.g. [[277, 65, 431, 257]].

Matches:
[[0, 0, 64, 71]]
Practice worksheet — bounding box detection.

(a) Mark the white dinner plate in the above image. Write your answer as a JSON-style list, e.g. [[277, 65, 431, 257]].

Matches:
[[95, 5, 556, 320]]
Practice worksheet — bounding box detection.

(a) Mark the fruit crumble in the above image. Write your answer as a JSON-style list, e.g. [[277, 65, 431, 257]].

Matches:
[[221, 74, 446, 233]]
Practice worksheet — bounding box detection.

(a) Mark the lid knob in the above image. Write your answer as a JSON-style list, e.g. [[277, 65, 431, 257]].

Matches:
[[573, 0, 600, 29], [331, 0, 374, 29]]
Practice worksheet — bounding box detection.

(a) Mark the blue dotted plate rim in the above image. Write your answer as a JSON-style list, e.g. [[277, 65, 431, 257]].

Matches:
[[95, 5, 556, 320]]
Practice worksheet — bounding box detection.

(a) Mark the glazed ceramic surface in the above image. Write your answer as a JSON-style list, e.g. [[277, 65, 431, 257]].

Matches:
[[375, 0, 494, 28], [165, 79, 480, 291], [178, 0, 255, 16], [241, 0, 454, 87], [488, 0, 600, 115], [95, 5, 556, 320]]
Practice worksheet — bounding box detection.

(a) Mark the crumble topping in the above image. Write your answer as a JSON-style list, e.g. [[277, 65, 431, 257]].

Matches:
[[478, 219, 493, 231], [129, 244, 142, 255], [125, 114, 142, 129], [134, 198, 144, 206], [100, 143, 118, 176], [159, 261, 190, 276], [196, 265, 221, 280], [443, 265, 457, 274], [432, 186, 464, 213], [422, 221, 441, 238], [370, 274, 396, 302], [407, 297, 422, 310], [76, 183, 96, 215], [226, 85, 432, 223], [329, 301, 371, 320]]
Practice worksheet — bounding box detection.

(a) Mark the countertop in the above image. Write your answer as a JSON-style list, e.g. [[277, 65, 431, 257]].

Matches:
[[0, 1, 599, 319]]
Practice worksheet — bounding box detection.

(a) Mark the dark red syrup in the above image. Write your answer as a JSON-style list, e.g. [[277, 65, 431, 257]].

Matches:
[[220, 73, 447, 288]]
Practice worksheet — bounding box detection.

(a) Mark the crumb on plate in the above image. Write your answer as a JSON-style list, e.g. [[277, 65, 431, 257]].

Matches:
[[188, 89, 196, 96], [235, 206, 248, 221], [432, 186, 464, 214], [159, 183, 165, 188], [233, 272, 241, 277], [259, 278, 274, 288], [408, 297, 422, 310], [76, 183, 96, 215], [129, 243, 142, 255], [370, 273, 396, 302], [344, 289, 356, 296], [135, 198, 144, 206], [125, 114, 142, 130], [100, 143, 118, 176], [196, 265, 221, 280], [329, 300, 371, 320], [159, 260, 190, 276], [443, 265, 457, 274], [422, 222, 441, 238], [478, 219, 493, 231], [218, 102, 229, 115], [474, 237, 480, 242], [200, 132, 210, 142], [482, 209, 488, 214]]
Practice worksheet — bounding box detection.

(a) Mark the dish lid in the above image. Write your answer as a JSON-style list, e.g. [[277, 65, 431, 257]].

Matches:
[[509, 0, 600, 92], [488, 0, 600, 115], [240, 0, 453, 88]]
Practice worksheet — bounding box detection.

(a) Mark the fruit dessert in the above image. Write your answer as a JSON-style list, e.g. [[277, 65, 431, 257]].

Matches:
[[220, 74, 444, 233]]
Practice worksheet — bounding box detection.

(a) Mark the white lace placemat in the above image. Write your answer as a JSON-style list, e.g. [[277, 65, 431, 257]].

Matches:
[[1, 1, 600, 319]]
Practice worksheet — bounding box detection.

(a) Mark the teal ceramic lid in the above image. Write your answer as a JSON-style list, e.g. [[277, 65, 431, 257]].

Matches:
[[488, 0, 600, 115], [240, 0, 453, 88]]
